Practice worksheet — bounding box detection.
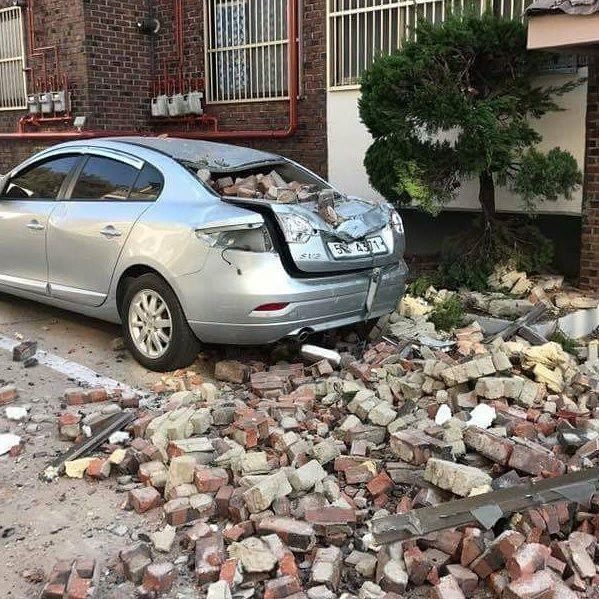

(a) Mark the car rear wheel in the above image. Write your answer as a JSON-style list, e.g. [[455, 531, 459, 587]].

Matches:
[[122, 273, 199, 371]]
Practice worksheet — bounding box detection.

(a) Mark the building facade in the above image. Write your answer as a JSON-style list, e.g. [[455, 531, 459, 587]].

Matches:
[[0, 0, 593, 285]]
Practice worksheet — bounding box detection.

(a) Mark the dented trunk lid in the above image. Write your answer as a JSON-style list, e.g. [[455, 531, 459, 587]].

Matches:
[[226, 194, 400, 274]]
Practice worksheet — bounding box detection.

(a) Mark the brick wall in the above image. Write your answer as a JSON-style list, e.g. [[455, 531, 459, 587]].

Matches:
[[580, 58, 599, 291], [0, 0, 327, 178], [83, 0, 153, 130], [0, 0, 88, 172]]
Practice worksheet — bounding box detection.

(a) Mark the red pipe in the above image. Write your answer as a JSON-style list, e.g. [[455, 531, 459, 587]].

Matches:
[[164, 0, 299, 140], [1, 0, 299, 141]]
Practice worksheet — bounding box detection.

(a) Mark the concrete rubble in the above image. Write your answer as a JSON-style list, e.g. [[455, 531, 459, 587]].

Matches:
[[39, 309, 599, 598], [399, 265, 598, 325]]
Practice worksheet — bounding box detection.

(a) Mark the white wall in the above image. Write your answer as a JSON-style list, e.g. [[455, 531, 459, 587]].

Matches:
[[327, 69, 588, 215]]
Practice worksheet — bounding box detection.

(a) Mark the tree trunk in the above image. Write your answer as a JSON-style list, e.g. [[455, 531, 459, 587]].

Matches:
[[479, 170, 496, 227]]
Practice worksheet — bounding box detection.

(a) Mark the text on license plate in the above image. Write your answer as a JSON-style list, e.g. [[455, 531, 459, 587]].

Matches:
[[328, 236, 387, 259]]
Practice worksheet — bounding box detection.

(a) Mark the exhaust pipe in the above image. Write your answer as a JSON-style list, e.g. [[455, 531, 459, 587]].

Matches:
[[296, 328, 314, 343]]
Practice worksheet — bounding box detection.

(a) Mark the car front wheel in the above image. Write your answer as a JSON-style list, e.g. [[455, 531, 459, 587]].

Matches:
[[122, 273, 199, 371]]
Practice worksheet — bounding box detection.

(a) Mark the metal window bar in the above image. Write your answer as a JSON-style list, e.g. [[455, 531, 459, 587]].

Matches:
[[328, 0, 532, 89], [0, 6, 27, 111], [205, 0, 289, 103]]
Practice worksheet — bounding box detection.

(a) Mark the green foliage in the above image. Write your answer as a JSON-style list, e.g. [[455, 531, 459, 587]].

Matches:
[[549, 330, 579, 356], [429, 295, 465, 331], [511, 148, 583, 213], [359, 13, 583, 218], [437, 218, 554, 290], [407, 275, 436, 297]]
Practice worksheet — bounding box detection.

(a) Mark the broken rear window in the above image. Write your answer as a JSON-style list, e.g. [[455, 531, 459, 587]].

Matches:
[[182, 159, 336, 204]]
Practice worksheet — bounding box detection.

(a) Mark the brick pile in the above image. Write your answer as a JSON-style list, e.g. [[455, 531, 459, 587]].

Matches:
[[203, 168, 342, 226], [51, 326, 599, 598]]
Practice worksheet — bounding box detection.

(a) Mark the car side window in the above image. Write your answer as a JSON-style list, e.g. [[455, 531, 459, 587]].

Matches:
[[70, 156, 139, 201], [1, 155, 80, 200], [129, 164, 164, 201]]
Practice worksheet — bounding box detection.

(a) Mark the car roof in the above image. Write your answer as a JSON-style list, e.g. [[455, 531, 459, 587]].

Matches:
[[89, 137, 284, 170]]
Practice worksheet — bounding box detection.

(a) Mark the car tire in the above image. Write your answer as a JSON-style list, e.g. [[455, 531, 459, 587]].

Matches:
[[121, 273, 200, 372]]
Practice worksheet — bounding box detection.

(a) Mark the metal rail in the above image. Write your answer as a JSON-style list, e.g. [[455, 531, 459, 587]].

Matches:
[[327, 0, 529, 89], [372, 466, 599, 544]]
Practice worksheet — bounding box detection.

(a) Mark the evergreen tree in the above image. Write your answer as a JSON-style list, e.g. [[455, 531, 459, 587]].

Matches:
[[359, 14, 583, 228]]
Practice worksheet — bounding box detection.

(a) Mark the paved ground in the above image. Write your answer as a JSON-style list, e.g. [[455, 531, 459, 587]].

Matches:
[[0, 293, 194, 597], [0, 291, 165, 391], [0, 292, 285, 598]]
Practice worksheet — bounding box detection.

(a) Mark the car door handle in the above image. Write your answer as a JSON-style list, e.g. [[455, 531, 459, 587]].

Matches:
[[100, 226, 122, 238], [27, 220, 45, 231]]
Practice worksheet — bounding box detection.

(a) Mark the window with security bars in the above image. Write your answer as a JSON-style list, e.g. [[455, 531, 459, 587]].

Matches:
[[0, 6, 27, 110], [328, 0, 529, 89], [205, 0, 289, 103]]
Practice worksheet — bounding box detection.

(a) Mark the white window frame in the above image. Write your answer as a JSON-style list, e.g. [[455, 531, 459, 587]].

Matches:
[[204, 0, 290, 104], [0, 6, 27, 111], [327, 0, 527, 91]]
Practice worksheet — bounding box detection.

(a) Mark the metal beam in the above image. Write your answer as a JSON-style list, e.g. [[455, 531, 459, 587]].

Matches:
[[372, 467, 599, 544]]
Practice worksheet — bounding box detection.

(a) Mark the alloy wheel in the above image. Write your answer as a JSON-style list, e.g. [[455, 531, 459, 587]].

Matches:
[[128, 289, 173, 359]]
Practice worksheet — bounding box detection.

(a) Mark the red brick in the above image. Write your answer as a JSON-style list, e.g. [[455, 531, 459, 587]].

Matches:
[[142, 561, 176, 594], [214, 360, 250, 384], [65, 574, 92, 599], [264, 575, 302, 599], [194, 467, 229, 493], [120, 543, 151, 584], [215, 485, 234, 517], [128, 486, 162, 514], [404, 546, 433, 585], [503, 569, 554, 599], [461, 531, 485, 567], [73, 558, 95, 579], [506, 543, 551, 580], [432, 574, 466, 599], [366, 471, 393, 496], [86, 458, 111, 480], [445, 564, 478, 596], [219, 558, 240, 586], [0, 385, 19, 406], [87, 388, 108, 403], [195, 533, 226, 584]]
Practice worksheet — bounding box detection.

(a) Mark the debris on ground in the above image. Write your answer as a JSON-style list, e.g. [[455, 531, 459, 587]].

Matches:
[[406, 265, 598, 324], [40, 557, 98, 598], [34, 297, 599, 598]]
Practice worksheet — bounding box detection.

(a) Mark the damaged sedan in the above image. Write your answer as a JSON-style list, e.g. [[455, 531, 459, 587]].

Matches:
[[0, 137, 408, 370]]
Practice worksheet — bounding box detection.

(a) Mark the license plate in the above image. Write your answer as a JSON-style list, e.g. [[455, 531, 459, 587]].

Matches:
[[328, 236, 387, 259]]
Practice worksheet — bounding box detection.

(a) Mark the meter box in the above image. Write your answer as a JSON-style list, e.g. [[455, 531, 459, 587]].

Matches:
[[167, 93, 189, 117], [151, 95, 169, 117], [27, 94, 40, 114], [188, 91, 204, 115], [39, 92, 54, 115], [51, 91, 70, 113]]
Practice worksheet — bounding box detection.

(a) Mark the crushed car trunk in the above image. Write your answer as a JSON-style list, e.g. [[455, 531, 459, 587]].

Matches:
[[188, 160, 401, 275]]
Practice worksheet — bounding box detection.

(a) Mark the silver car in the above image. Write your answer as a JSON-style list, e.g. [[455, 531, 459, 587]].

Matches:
[[0, 137, 408, 371]]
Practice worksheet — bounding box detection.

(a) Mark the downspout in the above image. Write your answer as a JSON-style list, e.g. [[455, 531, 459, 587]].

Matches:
[[0, 0, 299, 141]]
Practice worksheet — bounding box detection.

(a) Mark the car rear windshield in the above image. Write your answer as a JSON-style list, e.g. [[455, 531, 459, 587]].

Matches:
[[181, 160, 334, 204]]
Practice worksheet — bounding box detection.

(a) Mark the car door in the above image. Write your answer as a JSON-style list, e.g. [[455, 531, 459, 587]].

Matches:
[[0, 154, 81, 295], [47, 152, 162, 306]]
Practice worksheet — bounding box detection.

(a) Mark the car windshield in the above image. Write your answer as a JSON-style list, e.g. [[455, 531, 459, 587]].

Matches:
[[179, 159, 340, 203]]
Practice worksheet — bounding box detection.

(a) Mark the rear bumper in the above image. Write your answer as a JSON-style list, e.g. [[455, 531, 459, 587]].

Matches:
[[177, 250, 408, 345]]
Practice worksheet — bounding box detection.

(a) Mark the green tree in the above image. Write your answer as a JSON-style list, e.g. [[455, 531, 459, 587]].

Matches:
[[359, 14, 583, 227]]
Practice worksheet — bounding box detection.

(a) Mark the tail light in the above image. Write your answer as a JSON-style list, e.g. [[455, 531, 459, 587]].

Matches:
[[195, 222, 274, 252], [275, 213, 315, 244], [253, 302, 290, 312]]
